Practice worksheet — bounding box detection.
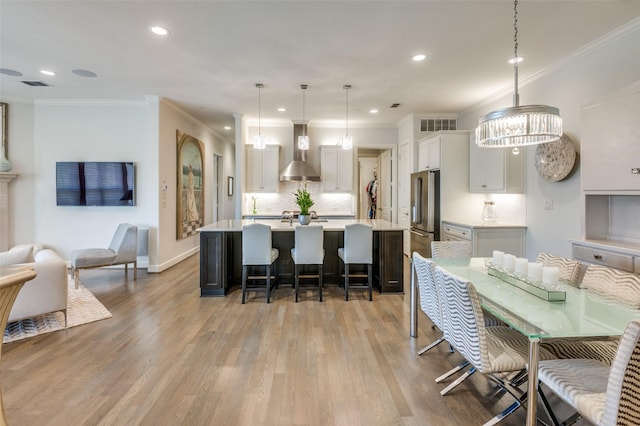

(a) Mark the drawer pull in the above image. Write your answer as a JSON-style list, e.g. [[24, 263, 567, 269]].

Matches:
[[594, 254, 603, 261], [632, 168, 640, 174]]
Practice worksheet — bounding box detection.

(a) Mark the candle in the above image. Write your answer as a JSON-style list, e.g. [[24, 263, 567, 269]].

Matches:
[[515, 258, 528, 277], [528, 262, 543, 282], [503, 254, 515, 272], [543, 266, 560, 286], [492, 250, 504, 267]]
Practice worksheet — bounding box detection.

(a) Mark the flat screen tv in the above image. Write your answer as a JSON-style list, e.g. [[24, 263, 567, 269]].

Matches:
[[56, 161, 135, 206]]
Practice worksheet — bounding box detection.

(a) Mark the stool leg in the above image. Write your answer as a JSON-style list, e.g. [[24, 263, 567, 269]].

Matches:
[[133, 261, 138, 281], [266, 264, 271, 303], [368, 263, 373, 301], [345, 264, 349, 301], [295, 264, 299, 303], [242, 265, 247, 304], [319, 264, 323, 302], [74, 269, 80, 290]]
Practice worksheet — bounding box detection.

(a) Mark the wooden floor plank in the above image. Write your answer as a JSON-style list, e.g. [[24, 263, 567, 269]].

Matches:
[[2, 253, 587, 425]]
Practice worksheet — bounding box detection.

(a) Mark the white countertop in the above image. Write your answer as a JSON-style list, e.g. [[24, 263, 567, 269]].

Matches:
[[442, 219, 527, 229], [199, 219, 406, 232]]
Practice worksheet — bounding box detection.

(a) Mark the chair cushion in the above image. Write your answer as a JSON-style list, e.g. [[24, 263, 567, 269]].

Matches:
[[71, 248, 116, 268], [538, 358, 609, 425]]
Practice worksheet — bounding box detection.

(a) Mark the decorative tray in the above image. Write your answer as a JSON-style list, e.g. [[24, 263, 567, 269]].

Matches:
[[487, 265, 566, 302]]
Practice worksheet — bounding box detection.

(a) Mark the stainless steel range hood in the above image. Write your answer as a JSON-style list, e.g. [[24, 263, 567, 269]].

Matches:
[[279, 123, 320, 181]]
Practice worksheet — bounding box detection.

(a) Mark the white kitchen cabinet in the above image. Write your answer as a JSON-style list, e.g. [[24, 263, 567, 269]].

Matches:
[[246, 146, 280, 192], [469, 134, 524, 193], [441, 220, 526, 257], [321, 146, 353, 192], [418, 135, 441, 171], [581, 82, 640, 191]]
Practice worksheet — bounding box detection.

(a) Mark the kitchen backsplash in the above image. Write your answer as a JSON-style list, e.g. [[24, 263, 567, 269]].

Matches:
[[244, 181, 354, 216]]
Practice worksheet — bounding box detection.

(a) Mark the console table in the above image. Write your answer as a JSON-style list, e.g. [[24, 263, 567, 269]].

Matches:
[[198, 219, 405, 297]]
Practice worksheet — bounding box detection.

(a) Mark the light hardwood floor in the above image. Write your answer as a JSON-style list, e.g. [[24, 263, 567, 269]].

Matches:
[[2, 254, 569, 425]]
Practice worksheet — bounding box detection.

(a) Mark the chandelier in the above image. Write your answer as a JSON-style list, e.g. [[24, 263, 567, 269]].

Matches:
[[475, 0, 562, 148], [252, 83, 269, 149], [339, 84, 353, 150], [298, 84, 310, 150]]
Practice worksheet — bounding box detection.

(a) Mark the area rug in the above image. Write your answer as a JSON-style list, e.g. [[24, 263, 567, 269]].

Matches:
[[3, 280, 112, 343]]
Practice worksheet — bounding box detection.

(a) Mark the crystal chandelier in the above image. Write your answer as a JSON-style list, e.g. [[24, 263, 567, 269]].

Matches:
[[298, 84, 310, 150], [339, 84, 353, 150], [252, 83, 269, 149], [475, 0, 562, 148]]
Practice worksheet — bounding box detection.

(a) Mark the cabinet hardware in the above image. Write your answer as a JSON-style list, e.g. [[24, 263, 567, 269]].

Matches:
[[481, 184, 487, 188], [594, 254, 603, 261], [632, 168, 640, 174]]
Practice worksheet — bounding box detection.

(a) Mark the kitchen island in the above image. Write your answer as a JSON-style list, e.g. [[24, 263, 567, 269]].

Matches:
[[198, 219, 405, 297]]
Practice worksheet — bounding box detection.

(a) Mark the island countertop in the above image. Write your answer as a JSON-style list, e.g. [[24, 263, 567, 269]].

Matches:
[[199, 218, 406, 232]]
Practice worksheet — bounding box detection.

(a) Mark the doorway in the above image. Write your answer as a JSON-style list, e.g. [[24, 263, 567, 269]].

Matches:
[[212, 154, 223, 222]]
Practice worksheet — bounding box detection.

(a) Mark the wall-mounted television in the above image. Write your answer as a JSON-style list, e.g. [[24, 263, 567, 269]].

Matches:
[[56, 162, 135, 206]]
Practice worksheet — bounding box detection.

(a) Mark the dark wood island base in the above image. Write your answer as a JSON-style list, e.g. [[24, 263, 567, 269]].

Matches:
[[199, 219, 405, 297]]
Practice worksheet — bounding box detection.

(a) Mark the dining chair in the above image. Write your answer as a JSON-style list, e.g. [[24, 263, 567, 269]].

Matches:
[[537, 319, 640, 426], [433, 265, 555, 425], [536, 252, 581, 287], [430, 240, 472, 259], [338, 223, 373, 301], [290, 225, 324, 302], [241, 223, 279, 304]]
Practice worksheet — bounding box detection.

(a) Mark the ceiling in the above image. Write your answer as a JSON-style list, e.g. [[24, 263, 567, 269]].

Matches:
[[2, 1, 640, 142]]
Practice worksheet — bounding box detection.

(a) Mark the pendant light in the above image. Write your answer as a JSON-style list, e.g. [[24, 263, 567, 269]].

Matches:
[[252, 83, 269, 149], [475, 0, 562, 148], [298, 84, 310, 150], [339, 84, 353, 150]]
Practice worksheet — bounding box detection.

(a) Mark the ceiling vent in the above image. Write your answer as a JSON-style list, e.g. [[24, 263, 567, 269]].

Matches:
[[21, 81, 50, 87], [420, 118, 457, 132], [390, 103, 400, 108]]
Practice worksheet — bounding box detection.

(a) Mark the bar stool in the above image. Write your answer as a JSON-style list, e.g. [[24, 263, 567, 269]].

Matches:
[[290, 225, 325, 302], [242, 223, 279, 304], [338, 223, 373, 301]]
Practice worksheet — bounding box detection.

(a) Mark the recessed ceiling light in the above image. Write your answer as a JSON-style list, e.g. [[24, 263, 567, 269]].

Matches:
[[277, 107, 286, 112], [150, 26, 170, 36], [508, 57, 524, 64], [72, 69, 97, 77], [369, 109, 378, 114], [0, 68, 23, 76], [224, 126, 231, 130], [412, 54, 426, 62], [40, 69, 56, 76]]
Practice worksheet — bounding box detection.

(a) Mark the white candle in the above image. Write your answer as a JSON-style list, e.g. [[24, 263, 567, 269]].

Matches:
[[503, 254, 515, 272], [528, 262, 543, 282], [492, 250, 504, 267], [543, 266, 560, 286], [515, 258, 528, 277]]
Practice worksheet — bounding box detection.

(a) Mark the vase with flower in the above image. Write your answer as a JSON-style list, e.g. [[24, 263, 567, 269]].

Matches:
[[293, 184, 314, 225]]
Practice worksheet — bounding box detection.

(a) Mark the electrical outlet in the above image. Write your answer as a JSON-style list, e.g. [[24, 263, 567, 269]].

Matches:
[[544, 199, 553, 210]]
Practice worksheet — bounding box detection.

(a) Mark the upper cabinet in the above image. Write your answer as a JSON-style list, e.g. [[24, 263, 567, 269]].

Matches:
[[469, 133, 524, 193], [418, 135, 441, 170], [581, 82, 640, 191], [321, 146, 353, 192], [246, 146, 280, 192]]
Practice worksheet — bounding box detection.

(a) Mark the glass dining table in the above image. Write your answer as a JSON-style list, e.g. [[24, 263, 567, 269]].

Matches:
[[409, 257, 640, 426]]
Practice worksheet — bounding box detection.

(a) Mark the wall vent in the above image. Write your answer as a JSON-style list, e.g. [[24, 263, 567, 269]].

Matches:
[[420, 118, 457, 132], [21, 81, 50, 87]]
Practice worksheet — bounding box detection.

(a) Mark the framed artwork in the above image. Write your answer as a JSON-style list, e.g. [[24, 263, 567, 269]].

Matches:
[[176, 130, 204, 239], [1, 102, 7, 159], [227, 176, 234, 196]]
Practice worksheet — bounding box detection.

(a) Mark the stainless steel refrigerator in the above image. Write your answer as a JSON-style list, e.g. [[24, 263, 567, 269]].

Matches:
[[410, 170, 440, 258]]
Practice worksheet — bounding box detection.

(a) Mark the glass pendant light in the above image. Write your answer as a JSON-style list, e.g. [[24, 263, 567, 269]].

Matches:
[[298, 84, 310, 150], [340, 84, 353, 150], [252, 83, 269, 149], [475, 0, 562, 148]]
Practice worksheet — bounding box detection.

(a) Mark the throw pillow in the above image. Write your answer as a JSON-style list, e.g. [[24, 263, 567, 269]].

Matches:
[[0, 245, 35, 266]]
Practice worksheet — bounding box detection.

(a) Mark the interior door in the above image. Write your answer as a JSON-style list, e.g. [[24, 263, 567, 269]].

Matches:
[[379, 150, 392, 222]]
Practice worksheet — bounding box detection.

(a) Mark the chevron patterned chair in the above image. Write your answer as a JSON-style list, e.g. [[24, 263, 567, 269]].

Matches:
[[433, 265, 555, 424], [430, 240, 471, 259], [538, 319, 640, 426], [536, 252, 581, 287]]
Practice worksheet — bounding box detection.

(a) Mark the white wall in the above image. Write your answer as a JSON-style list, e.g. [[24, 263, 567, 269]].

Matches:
[[459, 21, 640, 259]]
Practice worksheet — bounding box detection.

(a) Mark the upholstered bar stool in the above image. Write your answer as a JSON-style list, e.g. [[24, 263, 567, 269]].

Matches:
[[338, 223, 373, 301], [242, 223, 279, 304], [290, 225, 325, 302]]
